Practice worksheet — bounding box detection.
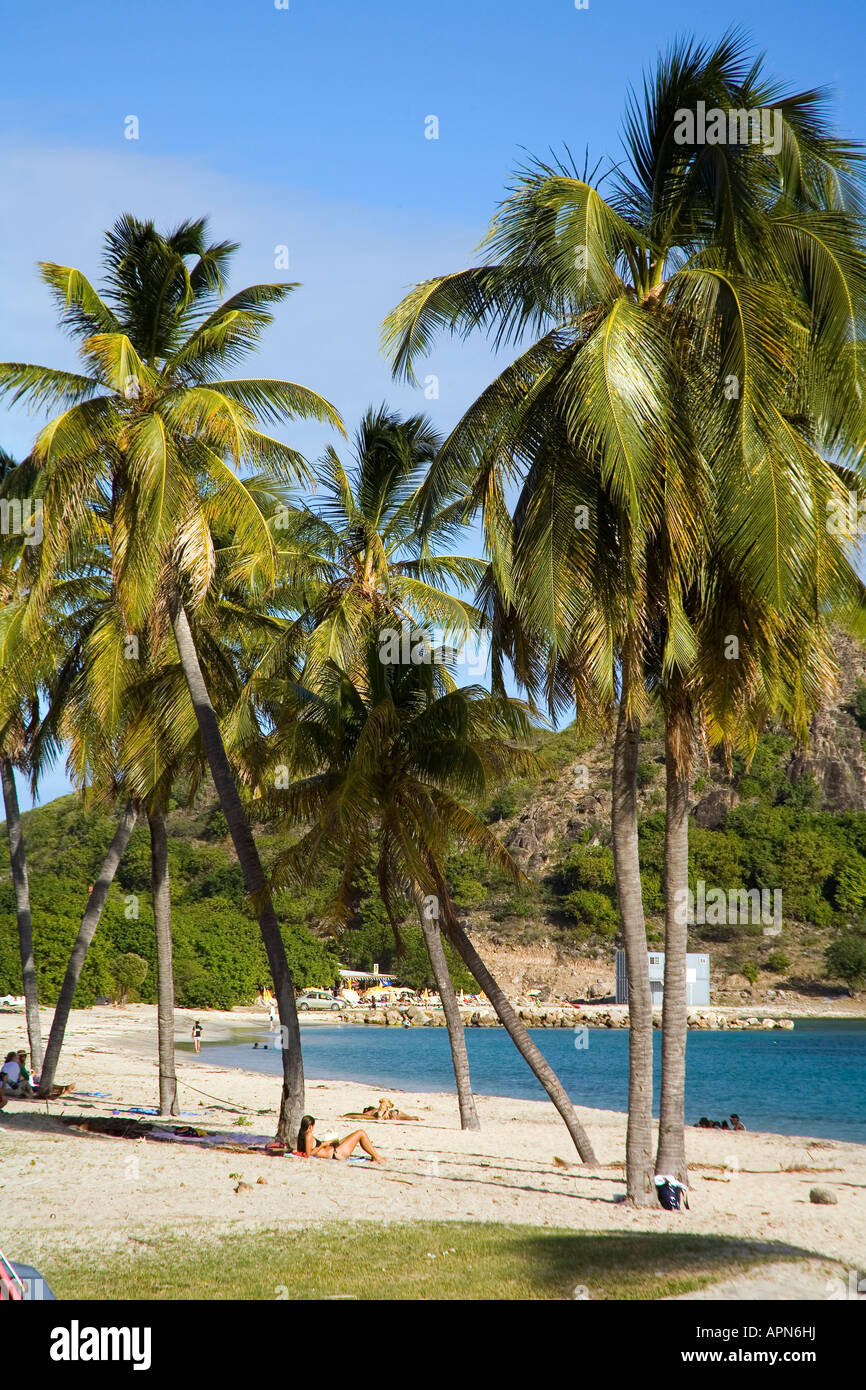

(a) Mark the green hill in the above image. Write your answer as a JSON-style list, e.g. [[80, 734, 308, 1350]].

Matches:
[[3, 689, 866, 1008]]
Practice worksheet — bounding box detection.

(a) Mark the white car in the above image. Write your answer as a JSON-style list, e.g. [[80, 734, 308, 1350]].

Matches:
[[297, 989, 344, 1012]]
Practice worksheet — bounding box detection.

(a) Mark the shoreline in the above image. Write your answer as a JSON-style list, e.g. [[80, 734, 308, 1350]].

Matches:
[[0, 1003, 864, 1283]]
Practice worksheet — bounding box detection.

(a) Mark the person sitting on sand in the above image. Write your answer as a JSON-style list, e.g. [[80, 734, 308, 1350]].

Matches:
[[296, 1115, 385, 1163], [15, 1051, 35, 1097], [729, 1113, 746, 1131], [0, 1050, 24, 1099]]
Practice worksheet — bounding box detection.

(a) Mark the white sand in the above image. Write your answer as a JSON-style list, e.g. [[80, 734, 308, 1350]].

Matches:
[[1, 1003, 864, 1291]]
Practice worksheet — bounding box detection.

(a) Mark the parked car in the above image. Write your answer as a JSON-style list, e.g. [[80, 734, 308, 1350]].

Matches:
[[297, 989, 344, 1012]]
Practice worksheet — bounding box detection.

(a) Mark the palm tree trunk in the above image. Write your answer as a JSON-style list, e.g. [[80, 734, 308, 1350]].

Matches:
[[411, 881, 479, 1131], [149, 811, 179, 1117], [611, 693, 656, 1206], [38, 802, 138, 1096], [656, 710, 690, 1183], [170, 598, 304, 1145], [430, 870, 597, 1163], [1, 758, 43, 1072]]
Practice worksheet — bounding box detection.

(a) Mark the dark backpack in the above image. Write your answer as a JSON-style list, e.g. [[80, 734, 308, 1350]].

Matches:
[[655, 1176, 689, 1211]]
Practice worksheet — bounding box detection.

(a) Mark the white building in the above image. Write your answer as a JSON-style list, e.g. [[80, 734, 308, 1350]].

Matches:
[[615, 950, 710, 1006]]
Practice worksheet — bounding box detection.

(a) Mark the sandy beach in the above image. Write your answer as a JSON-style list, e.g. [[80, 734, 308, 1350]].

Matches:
[[1, 1004, 863, 1297]]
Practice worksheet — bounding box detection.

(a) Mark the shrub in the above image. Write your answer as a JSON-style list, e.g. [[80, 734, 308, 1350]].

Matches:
[[205, 809, 229, 841], [851, 680, 866, 732], [831, 854, 866, 918], [451, 877, 487, 908], [557, 844, 616, 894], [486, 787, 519, 822], [742, 961, 759, 985], [497, 892, 535, 920], [562, 889, 618, 938], [825, 933, 866, 987], [112, 952, 149, 1005], [764, 951, 791, 973]]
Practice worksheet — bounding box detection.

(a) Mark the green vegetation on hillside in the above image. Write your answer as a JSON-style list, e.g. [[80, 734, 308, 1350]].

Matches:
[[3, 724, 865, 1006], [0, 793, 474, 1007], [3, 722, 861, 1006], [472, 725, 866, 988]]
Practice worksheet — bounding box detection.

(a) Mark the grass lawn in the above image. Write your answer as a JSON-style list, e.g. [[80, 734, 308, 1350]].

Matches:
[[41, 1222, 795, 1300]]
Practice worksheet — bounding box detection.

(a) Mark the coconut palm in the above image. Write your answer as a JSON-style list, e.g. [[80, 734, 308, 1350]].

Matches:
[[0, 450, 56, 1072], [0, 216, 343, 1142], [242, 405, 489, 1126], [31, 486, 293, 1109], [256, 404, 485, 684], [264, 636, 598, 1161], [383, 31, 866, 1200]]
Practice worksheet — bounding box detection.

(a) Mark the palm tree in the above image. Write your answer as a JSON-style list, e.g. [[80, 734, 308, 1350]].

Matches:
[[31, 495, 290, 1110], [0, 758, 41, 1068], [266, 637, 598, 1161], [244, 405, 489, 1127], [256, 404, 485, 683], [383, 30, 866, 1201], [0, 216, 343, 1142], [0, 450, 55, 1073], [38, 802, 139, 1094]]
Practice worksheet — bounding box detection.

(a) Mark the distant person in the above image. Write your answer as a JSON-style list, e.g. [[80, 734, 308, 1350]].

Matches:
[[730, 1114, 746, 1131], [295, 1115, 384, 1163], [15, 1051, 34, 1097], [1, 1050, 23, 1097], [268, 1003, 276, 1029], [191, 1021, 203, 1054]]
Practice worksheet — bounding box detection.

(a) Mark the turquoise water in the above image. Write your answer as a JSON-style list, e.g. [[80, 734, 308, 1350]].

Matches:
[[186, 1017, 866, 1144]]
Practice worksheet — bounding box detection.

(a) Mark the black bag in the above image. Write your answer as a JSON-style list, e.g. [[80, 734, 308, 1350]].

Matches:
[[655, 1176, 689, 1210]]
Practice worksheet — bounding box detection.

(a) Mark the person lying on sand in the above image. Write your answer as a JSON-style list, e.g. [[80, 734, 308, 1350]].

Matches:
[[296, 1115, 385, 1163], [342, 1097, 420, 1122]]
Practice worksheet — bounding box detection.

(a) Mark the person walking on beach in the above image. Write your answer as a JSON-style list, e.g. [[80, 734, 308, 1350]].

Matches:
[[268, 1002, 276, 1030], [296, 1115, 385, 1163], [192, 1020, 203, 1054]]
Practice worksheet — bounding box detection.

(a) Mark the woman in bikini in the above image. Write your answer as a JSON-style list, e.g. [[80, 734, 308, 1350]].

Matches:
[[296, 1114, 385, 1163]]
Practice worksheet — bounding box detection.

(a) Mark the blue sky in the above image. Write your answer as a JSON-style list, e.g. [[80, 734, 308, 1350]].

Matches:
[[2, 0, 864, 806]]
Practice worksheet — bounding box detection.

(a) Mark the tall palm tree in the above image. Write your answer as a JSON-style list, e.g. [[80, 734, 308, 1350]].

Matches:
[[382, 30, 866, 1201], [0, 216, 343, 1142], [0, 450, 55, 1072], [265, 637, 598, 1161], [256, 404, 485, 683], [245, 405, 489, 1127], [31, 494, 289, 1110]]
